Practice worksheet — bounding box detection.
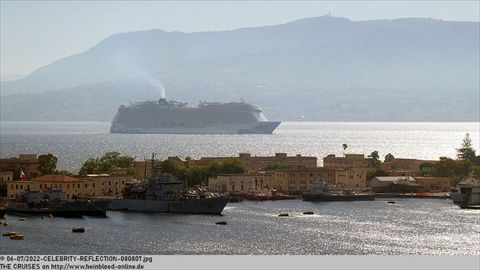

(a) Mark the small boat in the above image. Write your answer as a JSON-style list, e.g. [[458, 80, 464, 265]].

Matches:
[[19, 217, 27, 221], [2, 231, 16, 237], [3, 222, 8, 226], [72, 227, 85, 233], [303, 211, 314, 215], [278, 213, 289, 217], [215, 221, 227, 225], [10, 234, 24, 240], [388, 201, 396, 204]]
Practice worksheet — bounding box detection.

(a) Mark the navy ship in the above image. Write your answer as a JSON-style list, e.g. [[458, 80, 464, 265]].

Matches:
[[108, 155, 229, 214], [110, 97, 280, 134], [6, 189, 109, 217]]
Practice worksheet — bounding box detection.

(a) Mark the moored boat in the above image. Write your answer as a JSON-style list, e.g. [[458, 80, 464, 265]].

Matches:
[[450, 178, 480, 209], [230, 188, 292, 201], [6, 189, 109, 217], [303, 180, 375, 202]]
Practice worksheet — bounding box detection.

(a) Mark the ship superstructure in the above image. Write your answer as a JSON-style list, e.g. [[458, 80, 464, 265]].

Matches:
[[110, 98, 280, 134]]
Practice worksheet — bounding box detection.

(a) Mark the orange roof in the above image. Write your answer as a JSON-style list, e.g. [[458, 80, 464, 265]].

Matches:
[[30, 174, 81, 183]]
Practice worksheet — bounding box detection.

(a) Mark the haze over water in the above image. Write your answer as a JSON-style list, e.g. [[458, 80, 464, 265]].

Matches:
[[0, 121, 478, 172]]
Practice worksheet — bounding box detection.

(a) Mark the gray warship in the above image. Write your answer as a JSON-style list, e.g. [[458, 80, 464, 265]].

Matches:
[[108, 156, 229, 214], [110, 97, 280, 134], [6, 189, 109, 217]]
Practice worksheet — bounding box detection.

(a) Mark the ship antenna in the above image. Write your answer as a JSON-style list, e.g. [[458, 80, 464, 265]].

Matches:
[[151, 153, 156, 177], [143, 155, 147, 180]]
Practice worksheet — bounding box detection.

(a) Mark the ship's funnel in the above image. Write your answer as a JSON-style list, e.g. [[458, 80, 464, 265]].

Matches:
[[145, 77, 166, 98]]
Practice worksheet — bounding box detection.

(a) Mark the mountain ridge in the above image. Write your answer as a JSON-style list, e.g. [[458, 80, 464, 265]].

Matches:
[[1, 16, 478, 121]]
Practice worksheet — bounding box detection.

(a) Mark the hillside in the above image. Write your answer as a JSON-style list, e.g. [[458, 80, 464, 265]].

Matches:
[[1, 16, 478, 121]]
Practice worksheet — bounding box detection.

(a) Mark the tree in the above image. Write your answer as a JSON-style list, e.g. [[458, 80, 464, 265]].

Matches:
[[342, 144, 348, 154], [367, 151, 380, 168], [78, 152, 135, 176], [218, 159, 246, 175], [384, 153, 395, 163], [79, 157, 100, 175], [457, 133, 477, 163], [159, 159, 180, 175], [38, 153, 58, 175]]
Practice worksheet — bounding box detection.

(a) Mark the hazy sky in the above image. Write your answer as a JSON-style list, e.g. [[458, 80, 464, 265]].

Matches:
[[1, 1, 479, 80]]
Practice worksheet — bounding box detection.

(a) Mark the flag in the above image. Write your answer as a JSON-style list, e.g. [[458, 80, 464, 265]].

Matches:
[[19, 170, 27, 180]]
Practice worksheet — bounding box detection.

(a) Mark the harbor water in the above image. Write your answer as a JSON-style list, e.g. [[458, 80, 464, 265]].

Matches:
[[1, 121, 479, 255], [0, 121, 478, 172], [1, 199, 479, 255]]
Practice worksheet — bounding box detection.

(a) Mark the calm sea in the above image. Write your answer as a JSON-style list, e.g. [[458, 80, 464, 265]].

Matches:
[[1, 199, 479, 255], [0, 121, 478, 172]]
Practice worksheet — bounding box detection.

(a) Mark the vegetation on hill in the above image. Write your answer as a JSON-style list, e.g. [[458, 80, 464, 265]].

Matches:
[[79, 152, 135, 176], [154, 159, 246, 187]]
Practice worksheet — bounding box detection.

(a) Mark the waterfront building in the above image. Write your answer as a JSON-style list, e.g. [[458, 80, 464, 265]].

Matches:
[[194, 153, 317, 173], [380, 158, 437, 173], [323, 154, 370, 168], [79, 174, 134, 197], [278, 167, 336, 194], [135, 153, 317, 180], [335, 167, 370, 189], [7, 174, 134, 199], [414, 177, 453, 192], [208, 166, 368, 194], [0, 171, 14, 182], [208, 172, 276, 192], [0, 154, 41, 180], [370, 176, 423, 193]]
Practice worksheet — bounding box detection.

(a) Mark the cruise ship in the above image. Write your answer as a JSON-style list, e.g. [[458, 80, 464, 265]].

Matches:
[[110, 98, 281, 134]]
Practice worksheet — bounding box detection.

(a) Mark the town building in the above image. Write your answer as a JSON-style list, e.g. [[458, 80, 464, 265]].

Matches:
[[7, 174, 134, 199], [195, 153, 317, 173], [208, 166, 368, 194], [0, 154, 41, 180], [208, 172, 276, 193], [380, 158, 437, 173], [135, 153, 317, 180], [414, 177, 453, 192], [0, 171, 14, 182], [370, 176, 423, 193], [323, 154, 370, 168]]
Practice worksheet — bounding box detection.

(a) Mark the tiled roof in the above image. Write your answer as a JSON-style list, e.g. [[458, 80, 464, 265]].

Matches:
[[30, 174, 81, 183]]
